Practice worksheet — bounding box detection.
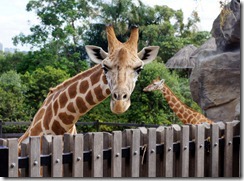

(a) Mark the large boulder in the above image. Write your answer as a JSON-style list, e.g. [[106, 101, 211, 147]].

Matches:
[[189, 0, 240, 122]]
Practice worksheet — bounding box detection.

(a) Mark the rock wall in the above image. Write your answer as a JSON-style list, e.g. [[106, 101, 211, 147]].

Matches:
[[189, 0, 240, 122]]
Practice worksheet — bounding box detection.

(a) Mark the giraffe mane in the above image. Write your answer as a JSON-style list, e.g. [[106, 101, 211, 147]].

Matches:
[[47, 64, 102, 96]]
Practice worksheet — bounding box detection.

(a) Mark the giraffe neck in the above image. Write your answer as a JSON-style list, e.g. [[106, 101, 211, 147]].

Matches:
[[160, 84, 213, 124], [19, 64, 110, 143]]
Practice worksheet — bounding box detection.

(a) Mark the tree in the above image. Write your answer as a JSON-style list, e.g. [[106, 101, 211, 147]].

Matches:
[[0, 71, 29, 121], [21, 66, 70, 115]]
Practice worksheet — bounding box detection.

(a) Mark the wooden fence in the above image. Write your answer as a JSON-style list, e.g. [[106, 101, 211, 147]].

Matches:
[[0, 120, 240, 177]]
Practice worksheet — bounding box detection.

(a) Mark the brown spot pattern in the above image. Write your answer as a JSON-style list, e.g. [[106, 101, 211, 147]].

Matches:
[[90, 69, 103, 85], [67, 102, 76, 113], [59, 112, 75, 125], [94, 86, 106, 101], [85, 91, 96, 105], [53, 100, 59, 115], [34, 108, 45, 122], [79, 80, 89, 94], [30, 122, 42, 136], [76, 97, 89, 113], [68, 82, 78, 99], [43, 104, 52, 130], [106, 88, 111, 95], [102, 74, 108, 84], [59, 91, 68, 108], [52, 120, 66, 135]]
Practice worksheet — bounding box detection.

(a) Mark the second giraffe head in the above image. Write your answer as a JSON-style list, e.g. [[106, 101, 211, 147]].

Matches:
[[85, 25, 159, 114]]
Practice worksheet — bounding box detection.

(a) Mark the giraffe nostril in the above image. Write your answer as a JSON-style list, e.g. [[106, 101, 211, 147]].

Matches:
[[123, 94, 127, 100], [113, 93, 118, 100]]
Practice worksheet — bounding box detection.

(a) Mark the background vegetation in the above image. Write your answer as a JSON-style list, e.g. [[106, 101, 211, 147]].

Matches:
[[0, 0, 210, 133]]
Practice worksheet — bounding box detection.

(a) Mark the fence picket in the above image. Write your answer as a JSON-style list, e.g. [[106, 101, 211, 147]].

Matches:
[[130, 129, 140, 177], [195, 124, 205, 177], [112, 131, 122, 177], [63, 133, 73, 177], [51, 135, 63, 177], [224, 122, 233, 177], [20, 138, 29, 177], [91, 132, 103, 177], [210, 123, 219, 177], [72, 134, 83, 177], [156, 126, 164, 177], [147, 128, 156, 177], [180, 125, 189, 177], [1, 121, 240, 178], [164, 126, 173, 177], [7, 138, 18, 177], [42, 135, 52, 177], [29, 136, 41, 177]]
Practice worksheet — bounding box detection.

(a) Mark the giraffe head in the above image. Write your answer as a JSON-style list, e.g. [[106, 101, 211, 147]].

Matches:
[[85, 25, 159, 114], [143, 78, 165, 92]]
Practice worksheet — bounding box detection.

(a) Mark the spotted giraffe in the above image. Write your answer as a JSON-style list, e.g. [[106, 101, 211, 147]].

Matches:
[[143, 78, 213, 124], [18, 25, 159, 149]]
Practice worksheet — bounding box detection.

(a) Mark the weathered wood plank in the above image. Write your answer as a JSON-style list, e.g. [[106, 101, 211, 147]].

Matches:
[[72, 134, 83, 177], [122, 129, 132, 177], [224, 122, 233, 177], [7, 138, 18, 177], [51, 135, 63, 177], [189, 124, 196, 177], [91, 132, 103, 177], [130, 129, 140, 177], [29, 136, 41, 177], [147, 128, 156, 177], [42, 135, 52, 177], [83, 133, 92, 177], [103, 132, 112, 177], [164, 126, 173, 177], [180, 125, 189, 177], [156, 126, 164, 177], [172, 124, 181, 177], [63, 133, 72, 177], [20, 138, 29, 177], [195, 124, 205, 177], [210, 123, 219, 177], [111, 131, 122, 177]]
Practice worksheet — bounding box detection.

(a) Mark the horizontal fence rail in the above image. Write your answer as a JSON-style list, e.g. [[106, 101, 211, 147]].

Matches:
[[0, 120, 160, 138], [0, 120, 240, 177]]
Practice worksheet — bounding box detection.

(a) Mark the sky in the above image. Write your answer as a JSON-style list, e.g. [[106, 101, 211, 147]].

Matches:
[[0, 0, 221, 51]]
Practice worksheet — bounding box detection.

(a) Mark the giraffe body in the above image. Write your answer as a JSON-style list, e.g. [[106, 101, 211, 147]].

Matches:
[[143, 79, 213, 124], [18, 25, 159, 149]]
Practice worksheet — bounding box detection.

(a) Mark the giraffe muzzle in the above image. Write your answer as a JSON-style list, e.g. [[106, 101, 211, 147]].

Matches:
[[110, 90, 131, 114]]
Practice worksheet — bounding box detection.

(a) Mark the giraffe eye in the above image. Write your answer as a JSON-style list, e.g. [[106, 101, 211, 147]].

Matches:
[[102, 64, 110, 74], [134, 66, 143, 74]]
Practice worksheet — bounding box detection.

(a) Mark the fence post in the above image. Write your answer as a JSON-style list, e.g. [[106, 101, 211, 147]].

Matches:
[[111, 131, 122, 177], [7, 138, 18, 177], [164, 126, 173, 177], [180, 125, 189, 177], [91, 132, 103, 177], [130, 129, 140, 177], [195, 124, 205, 177], [224, 122, 234, 177]]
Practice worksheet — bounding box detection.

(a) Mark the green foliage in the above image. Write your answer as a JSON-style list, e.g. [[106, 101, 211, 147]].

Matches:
[[1, 0, 210, 132], [0, 71, 29, 122], [21, 66, 70, 115]]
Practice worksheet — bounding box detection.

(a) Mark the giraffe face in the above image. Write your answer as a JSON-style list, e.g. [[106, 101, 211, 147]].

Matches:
[[86, 26, 159, 114], [143, 79, 165, 92]]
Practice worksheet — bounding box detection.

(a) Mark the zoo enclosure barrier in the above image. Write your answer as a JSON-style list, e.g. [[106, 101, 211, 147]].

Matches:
[[0, 120, 240, 177], [0, 120, 159, 138]]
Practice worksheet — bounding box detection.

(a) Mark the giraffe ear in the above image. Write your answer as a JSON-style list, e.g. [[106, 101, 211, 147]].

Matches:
[[85, 45, 108, 64], [138, 46, 159, 64]]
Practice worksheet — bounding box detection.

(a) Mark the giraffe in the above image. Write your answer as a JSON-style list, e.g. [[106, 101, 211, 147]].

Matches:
[[18, 25, 159, 150], [143, 78, 213, 124]]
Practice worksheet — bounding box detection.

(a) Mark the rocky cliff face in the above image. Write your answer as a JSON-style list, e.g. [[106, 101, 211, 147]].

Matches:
[[189, 0, 240, 122]]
